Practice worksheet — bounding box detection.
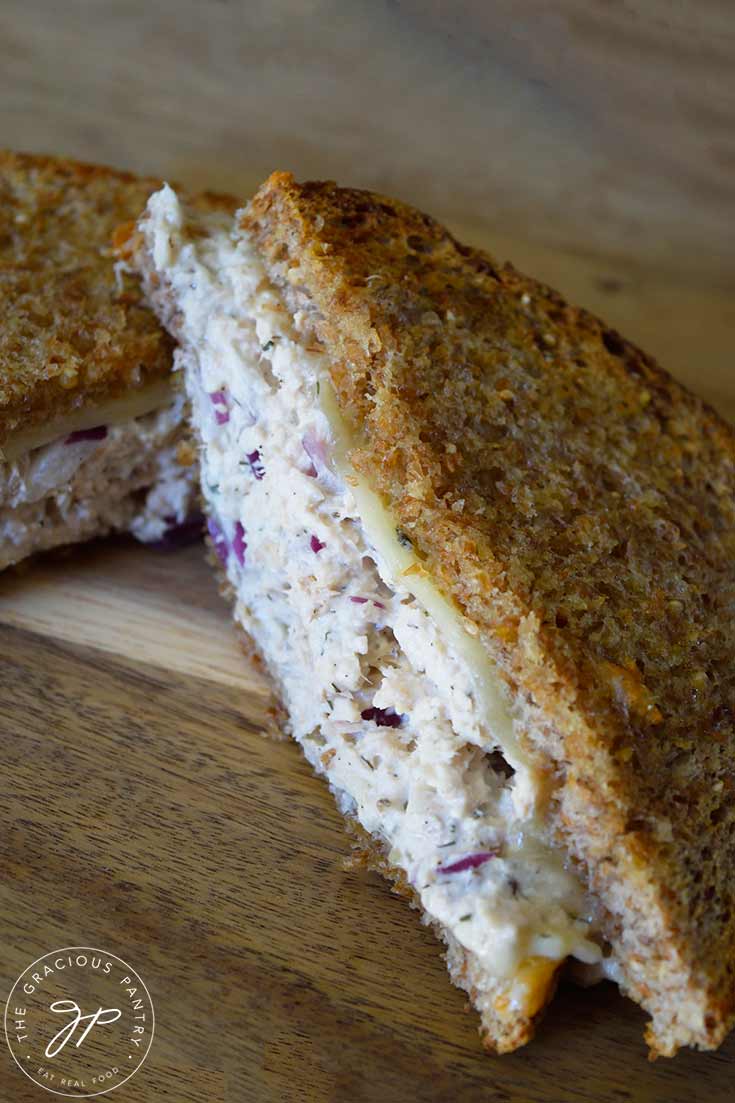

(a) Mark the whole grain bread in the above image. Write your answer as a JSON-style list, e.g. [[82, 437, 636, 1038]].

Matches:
[[242, 173, 735, 1057], [0, 151, 234, 447]]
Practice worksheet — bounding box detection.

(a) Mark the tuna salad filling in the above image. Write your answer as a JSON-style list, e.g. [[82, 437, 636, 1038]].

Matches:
[[0, 390, 198, 569], [141, 187, 609, 1018]]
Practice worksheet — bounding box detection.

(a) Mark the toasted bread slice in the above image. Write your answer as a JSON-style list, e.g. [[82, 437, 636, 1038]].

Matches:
[[133, 175, 735, 1057], [0, 152, 236, 566]]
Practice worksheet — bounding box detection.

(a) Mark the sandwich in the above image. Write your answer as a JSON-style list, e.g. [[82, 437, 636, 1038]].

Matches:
[[127, 173, 735, 1057], [0, 151, 234, 569]]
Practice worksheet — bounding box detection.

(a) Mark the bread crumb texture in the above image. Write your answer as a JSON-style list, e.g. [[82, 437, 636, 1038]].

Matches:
[[0, 151, 233, 443], [244, 173, 735, 1056]]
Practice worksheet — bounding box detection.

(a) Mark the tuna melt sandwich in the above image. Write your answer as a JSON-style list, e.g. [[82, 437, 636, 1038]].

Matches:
[[128, 173, 735, 1057], [0, 152, 234, 567]]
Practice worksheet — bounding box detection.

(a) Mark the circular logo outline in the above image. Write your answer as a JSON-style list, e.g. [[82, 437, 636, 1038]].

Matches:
[[4, 946, 155, 1098]]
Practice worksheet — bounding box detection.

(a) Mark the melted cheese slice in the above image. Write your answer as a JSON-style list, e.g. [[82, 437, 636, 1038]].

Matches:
[[0, 377, 175, 463]]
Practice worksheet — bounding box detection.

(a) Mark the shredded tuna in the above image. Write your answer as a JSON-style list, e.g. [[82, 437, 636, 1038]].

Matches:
[[302, 431, 328, 468], [302, 431, 337, 487]]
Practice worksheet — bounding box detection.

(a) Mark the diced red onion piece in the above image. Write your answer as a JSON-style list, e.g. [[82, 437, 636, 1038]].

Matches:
[[302, 431, 333, 480], [209, 390, 230, 426], [361, 706, 403, 728], [350, 596, 369, 604], [246, 449, 265, 480], [373, 600, 386, 610], [310, 534, 326, 554], [207, 517, 229, 565], [302, 431, 328, 468], [148, 513, 205, 551], [233, 521, 247, 566], [438, 852, 498, 875], [65, 425, 107, 444], [301, 430, 341, 490]]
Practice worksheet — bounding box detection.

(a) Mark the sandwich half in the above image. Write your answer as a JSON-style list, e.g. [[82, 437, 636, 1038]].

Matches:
[[0, 151, 235, 569], [129, 174, 735, 1056]]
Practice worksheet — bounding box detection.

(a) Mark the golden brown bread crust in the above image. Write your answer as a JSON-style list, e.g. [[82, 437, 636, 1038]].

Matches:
[[0, 151, 235, 445], [242, 173, 735, 1055]]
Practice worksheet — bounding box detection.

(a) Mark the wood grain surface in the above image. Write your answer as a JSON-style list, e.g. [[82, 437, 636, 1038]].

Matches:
[[1, 2, 734, 1100]]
